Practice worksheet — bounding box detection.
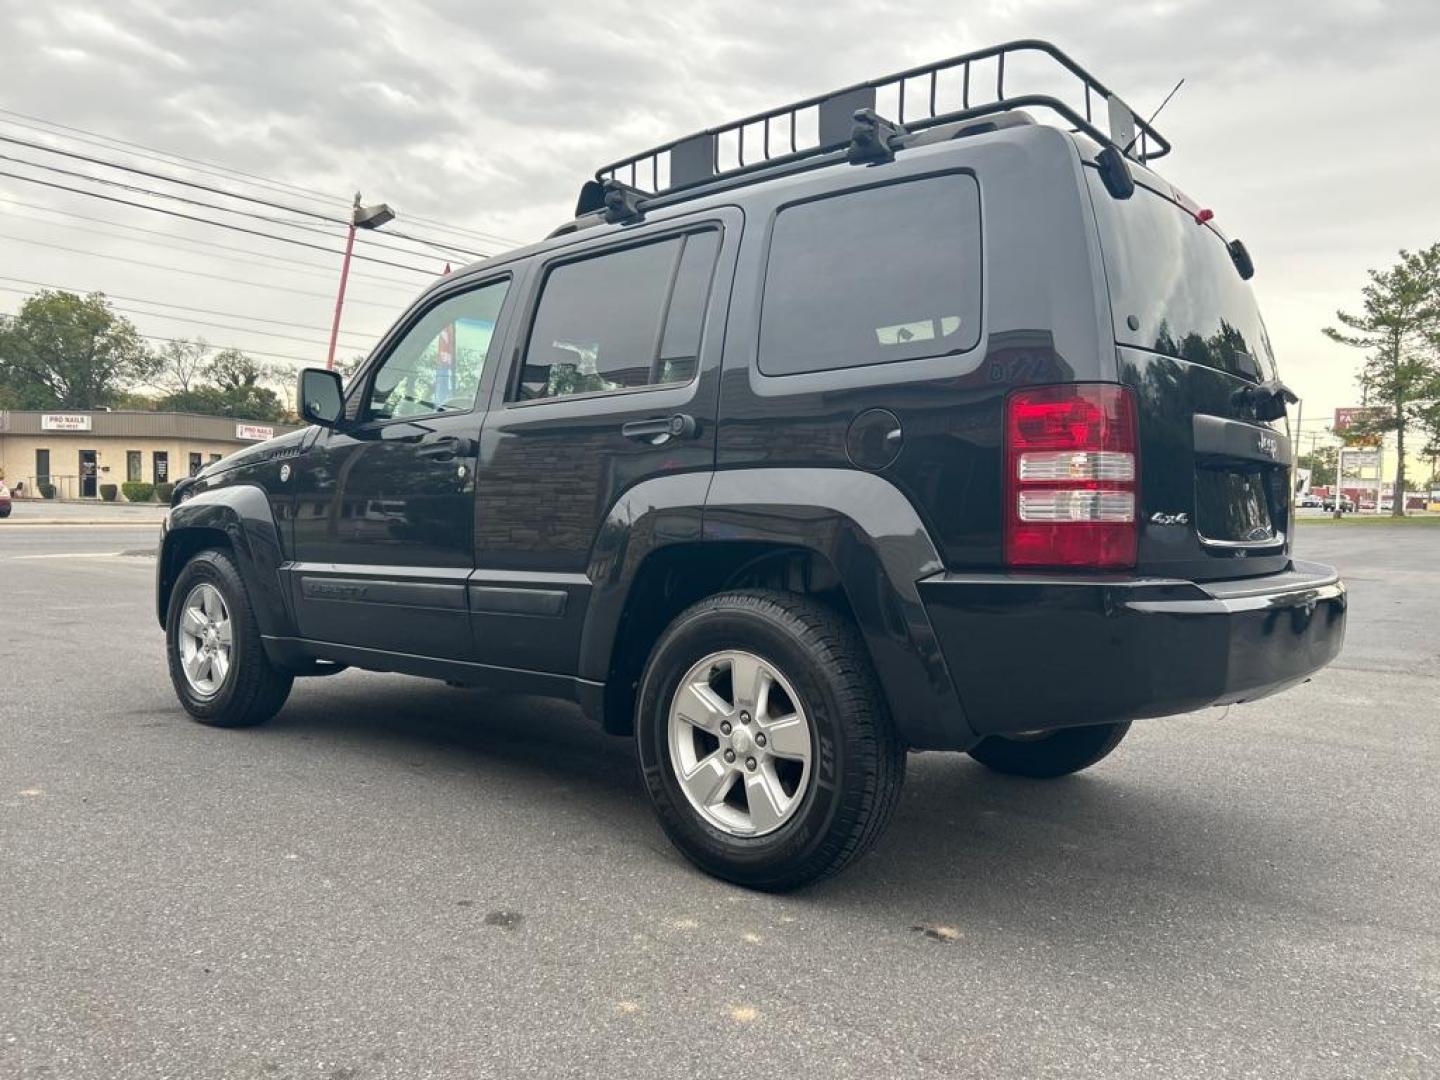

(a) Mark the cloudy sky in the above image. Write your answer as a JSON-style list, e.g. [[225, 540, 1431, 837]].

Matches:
[[1, 0, 1437, 453]]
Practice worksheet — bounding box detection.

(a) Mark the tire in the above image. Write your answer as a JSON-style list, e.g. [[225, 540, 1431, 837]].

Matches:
[[636, 590, 905, 891], [165, 548, 292, 727], [967, 721, 1130, 779]]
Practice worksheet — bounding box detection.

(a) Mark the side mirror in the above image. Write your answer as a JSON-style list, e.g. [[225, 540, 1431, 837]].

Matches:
[[298, 367, 345, 427]]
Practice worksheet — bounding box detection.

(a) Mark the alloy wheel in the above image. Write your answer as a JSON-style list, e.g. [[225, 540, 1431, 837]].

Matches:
[[178, 582, 233, 698], [667, 650, 813, 837]]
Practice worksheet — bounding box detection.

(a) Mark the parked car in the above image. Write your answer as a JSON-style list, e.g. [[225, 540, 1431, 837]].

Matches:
[[1297, 494, 1323, 509], [156, 41, 1347, 890], [0, 479, 11, 518]]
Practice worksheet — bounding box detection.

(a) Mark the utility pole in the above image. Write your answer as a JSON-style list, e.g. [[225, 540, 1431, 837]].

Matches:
[[326, 192, 396, 371]]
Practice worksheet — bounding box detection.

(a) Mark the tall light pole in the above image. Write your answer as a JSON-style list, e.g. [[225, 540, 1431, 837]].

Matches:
[[326, 192, 395, 370]]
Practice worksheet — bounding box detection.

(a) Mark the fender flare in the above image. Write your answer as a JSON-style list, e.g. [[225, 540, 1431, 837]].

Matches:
[[157, 484, 293, 639], [579, 467, 974, 750], [578, 471, 711, 682], [701, 468, 973, 749]]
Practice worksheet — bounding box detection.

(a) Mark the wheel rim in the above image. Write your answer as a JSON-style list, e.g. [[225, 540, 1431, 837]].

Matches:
[[178, 582, 233, 699], [667, 650, 813, 838]]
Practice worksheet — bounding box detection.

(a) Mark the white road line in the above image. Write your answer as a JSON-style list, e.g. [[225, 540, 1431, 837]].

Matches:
[[8, 551, 125, 559]]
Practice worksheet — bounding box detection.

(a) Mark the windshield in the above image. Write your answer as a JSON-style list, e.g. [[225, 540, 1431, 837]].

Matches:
[[1087, 168, 1276, 382]]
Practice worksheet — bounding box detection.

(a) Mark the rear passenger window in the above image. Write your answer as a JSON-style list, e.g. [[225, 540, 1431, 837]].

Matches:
[[759, 175, 982, 376], [518, 230, 720, 401]]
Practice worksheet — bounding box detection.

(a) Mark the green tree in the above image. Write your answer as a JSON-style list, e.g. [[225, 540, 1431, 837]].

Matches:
[[151, 336, 211, 395], [0, 290, 156, 408], [1323, 244, 1440, 516], [156, 385, 229, 415], [153, 347, 286, 421], [1417, 389, 1440, 488], [208, 348, 285, 422], [1298, 445, 1338, 488]]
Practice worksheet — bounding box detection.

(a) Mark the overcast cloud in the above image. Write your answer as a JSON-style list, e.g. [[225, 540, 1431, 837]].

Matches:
[[1, 0, 1438, 444]]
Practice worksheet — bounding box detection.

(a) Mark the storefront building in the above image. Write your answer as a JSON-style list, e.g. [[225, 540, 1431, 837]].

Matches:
[[0, 410, 299, 500]]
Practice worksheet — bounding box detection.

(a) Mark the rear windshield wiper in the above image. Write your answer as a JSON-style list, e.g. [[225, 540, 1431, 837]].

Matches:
[[1233, 378, 1298, 421]]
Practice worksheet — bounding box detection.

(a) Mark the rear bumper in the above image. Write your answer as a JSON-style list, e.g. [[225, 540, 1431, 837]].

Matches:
[[918, 560, 1346, 736]]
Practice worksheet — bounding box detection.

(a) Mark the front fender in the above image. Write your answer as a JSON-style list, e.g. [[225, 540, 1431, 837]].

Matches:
[[157, 484, 292, 638], [702, 468, 974, 750]]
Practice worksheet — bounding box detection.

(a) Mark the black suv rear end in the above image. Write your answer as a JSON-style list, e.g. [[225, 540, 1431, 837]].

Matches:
[[918, 137, 1345, 735]]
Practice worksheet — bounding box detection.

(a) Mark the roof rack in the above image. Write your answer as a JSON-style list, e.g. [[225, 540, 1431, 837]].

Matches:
[[590, 39, 1169, 204]]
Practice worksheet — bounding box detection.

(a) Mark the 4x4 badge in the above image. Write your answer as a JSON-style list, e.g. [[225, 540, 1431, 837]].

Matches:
[[1149, 511, 1190, 526], [1258, 432, 1279, 458]]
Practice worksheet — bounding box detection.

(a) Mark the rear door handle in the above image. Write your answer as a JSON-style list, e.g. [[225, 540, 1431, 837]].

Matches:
[[621, 414, 698, 443]]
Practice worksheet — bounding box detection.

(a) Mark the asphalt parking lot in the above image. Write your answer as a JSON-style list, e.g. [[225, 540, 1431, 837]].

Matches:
[[1, 522, 1436, 1079]]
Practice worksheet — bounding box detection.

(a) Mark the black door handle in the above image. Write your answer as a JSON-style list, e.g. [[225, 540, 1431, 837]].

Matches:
[[416, 436, 473, 461], [621, 414, 698, 443]]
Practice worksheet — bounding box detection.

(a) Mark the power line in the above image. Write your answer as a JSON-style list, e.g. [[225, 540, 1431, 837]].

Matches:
[[0, 196, 421, 292], [0, 106, 523, 247], [0, 203, 420, 293], [0, 128, 491, 260], [2, 306, 320, 365], [0, 229, 406, 305], [0, 273, 374, 341], [379, 227, 487, 261], [0, 283, 339, 348], [0, 130, 351, 223], [0, 159, 441, 275]]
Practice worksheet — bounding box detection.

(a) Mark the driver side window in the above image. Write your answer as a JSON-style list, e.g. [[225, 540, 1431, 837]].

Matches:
[[364, 278, 510, 421]]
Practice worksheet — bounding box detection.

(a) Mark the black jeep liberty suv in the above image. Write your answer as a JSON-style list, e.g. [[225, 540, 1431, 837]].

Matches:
[[158, 41, 1346, 890]]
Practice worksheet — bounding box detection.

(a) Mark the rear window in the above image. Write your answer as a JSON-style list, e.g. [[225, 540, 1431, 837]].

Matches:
[[759, 174, 982, 376], [1087, 170, 1275, 381]]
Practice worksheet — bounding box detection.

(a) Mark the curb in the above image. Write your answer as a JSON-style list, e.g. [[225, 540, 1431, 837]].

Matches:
[[2, 520, 164, 527]]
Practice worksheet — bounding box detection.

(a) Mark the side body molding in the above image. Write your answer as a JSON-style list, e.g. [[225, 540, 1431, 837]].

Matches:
[[701, 468, 974, 749], [157, 484, 294, 639]]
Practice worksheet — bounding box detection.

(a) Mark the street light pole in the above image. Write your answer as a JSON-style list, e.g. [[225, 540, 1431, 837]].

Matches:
[[325, 192, 396, 371]]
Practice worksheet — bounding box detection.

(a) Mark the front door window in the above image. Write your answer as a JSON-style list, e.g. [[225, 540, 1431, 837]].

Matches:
[[364, 280, 510, 422]]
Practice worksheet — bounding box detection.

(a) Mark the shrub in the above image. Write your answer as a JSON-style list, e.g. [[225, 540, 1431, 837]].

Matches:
[[154, 482, 176, 504], [121, 482, 155, 502], [99, 484, 118, 502], [39, 482, 57, 500]]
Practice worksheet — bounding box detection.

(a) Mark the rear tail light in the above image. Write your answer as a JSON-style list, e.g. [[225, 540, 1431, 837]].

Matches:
[[1004, 383, 1138, 569]]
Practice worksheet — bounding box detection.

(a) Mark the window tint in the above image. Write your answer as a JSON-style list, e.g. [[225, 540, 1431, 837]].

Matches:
[[518, 231, 718, 401], [759, 175, 982, 377], [1087, 172, 1275, 382], [366, 279, 509, 421]]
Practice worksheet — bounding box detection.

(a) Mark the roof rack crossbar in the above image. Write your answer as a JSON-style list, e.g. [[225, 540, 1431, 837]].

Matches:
[[591, 39, 1169, 204]]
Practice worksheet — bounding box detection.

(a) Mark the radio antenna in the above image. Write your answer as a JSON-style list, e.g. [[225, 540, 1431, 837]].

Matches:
[[1125, 78, 1185, 154]]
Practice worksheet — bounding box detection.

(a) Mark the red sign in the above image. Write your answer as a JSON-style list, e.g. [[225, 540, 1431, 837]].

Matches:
[[1333, 407, 1386, 445]]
